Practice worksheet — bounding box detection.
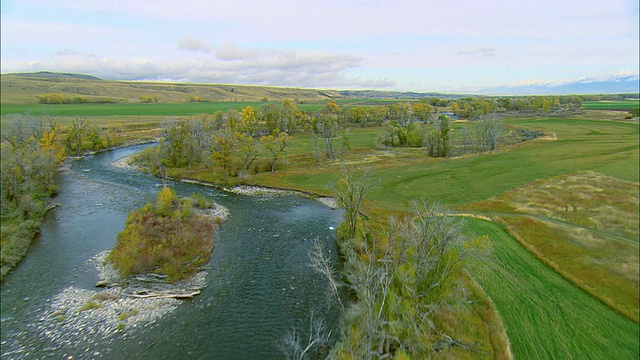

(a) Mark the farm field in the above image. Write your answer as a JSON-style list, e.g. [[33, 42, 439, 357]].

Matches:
[[0, 101, 327, 117], [466, 218, 639, 360], [582, 99, 639, 111], [241, 113, 639, 358]]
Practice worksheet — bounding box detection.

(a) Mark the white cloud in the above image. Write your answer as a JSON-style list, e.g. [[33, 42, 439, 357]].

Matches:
[[177, 36, 212, 53], [2, 46, 395, 89]]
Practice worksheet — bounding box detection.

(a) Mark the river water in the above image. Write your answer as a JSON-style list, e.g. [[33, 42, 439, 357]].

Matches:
[[0, 144, 343, 359]]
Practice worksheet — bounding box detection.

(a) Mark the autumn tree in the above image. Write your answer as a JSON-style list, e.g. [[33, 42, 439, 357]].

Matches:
[[260, 131, 290, 172]]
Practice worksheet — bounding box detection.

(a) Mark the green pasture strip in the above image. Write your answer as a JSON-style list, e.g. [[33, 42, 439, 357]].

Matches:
[[582, 100, 639, 111], [0, 102, 258, 117], [466, 218, 639, 359], [0, 101, 325, 117]]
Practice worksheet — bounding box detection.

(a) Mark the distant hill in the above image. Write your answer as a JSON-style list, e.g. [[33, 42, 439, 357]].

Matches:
[[0, 71, 463, 105], [0, 72, 342, 104], [7, 71, 102, 81]]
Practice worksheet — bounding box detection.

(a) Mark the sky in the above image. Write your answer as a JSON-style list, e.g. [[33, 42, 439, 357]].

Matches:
[[1, 0, 639, 94]]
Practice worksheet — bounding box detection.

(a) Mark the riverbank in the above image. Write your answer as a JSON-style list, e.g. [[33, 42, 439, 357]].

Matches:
[[112, 153, 340, 210]]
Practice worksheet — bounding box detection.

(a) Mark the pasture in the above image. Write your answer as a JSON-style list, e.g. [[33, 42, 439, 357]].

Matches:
[[466, 218, 639, 360], [582, 99, 639, 111]]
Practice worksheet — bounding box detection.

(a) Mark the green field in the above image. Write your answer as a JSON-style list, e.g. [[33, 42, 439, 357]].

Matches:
[[466, 218, 639, 359], [582, 100, 639, 111], [261, 117, 638, 206], [242, 114, 639, 358], [0, 101, 327, 117]]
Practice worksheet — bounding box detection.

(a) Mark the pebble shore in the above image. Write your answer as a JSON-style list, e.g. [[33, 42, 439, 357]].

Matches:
[[37, 251, 208, 352]]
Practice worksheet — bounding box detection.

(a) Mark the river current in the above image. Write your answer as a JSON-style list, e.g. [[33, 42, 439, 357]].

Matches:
[[0, 144, 343, 359]]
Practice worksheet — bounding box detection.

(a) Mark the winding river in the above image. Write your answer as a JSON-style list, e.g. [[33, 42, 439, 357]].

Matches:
[[0, 144, 343, 359]]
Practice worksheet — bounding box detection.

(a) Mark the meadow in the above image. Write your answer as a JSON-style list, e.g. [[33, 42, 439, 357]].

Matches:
[[582, 99, 639, 111], [0, 101, 327, 117], [466, 218, 638, 359]]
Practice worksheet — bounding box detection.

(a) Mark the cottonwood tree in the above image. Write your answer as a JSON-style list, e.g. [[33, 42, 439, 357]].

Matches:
[[334, 168, 374, 240], [474, 115, 502, 152], [312, 114, 339, 161], [280, 308, 331, 360], [260, 131, 290, 172]]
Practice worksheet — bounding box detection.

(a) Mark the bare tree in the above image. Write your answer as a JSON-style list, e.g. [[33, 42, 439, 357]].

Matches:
[[473, 115, 502, 152], [280, 309, 332, 360], [310, 238, 345, 317], [334, 167, 374, 240]]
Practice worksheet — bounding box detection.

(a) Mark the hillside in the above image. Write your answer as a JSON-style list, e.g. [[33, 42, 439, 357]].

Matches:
[[0, 72, 342, 104], [0, 72, 466, 105]]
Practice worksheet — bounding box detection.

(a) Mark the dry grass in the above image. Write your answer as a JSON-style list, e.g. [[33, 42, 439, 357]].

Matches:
[[495, 216, 639, 322], [468, 171, 639, 242]]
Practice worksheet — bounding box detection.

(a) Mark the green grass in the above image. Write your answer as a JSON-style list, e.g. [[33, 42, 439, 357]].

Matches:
[[265, 117, 638, 208], [0, 101, 327, 117], [582, 100, 639, 111], [466, 218, 639, 359]]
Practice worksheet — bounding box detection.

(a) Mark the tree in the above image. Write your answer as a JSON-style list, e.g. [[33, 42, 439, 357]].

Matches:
[[260, 131, 290, 172], [240, 106, 258, 135], [334, 167, 373, 240], [336, 202, 479, 358], [474, 115, 502, 152], [64, 117, 87, 156], [313, 114, 339, 161], [156, 186, 177, 216], [280, 309, 331, 360]]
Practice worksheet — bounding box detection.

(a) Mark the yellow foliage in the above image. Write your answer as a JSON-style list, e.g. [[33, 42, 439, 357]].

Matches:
[[156, 186, 177, 214]]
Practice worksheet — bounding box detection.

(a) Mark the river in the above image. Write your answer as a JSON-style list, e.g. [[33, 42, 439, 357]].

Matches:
[[0, 144, 343, 359]]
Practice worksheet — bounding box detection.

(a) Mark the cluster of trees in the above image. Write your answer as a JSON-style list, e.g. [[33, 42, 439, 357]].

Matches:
[[376, 114, 504, 157], [451, 95, 584, 118], [63, 117, 113, 155], [107, 187, 216, 282], [135, 107, 295, 179], [139, 95, 159, 103], [36, 93, 116, 104], [285, 169, 488, 359], [1, 115, 65, 279]]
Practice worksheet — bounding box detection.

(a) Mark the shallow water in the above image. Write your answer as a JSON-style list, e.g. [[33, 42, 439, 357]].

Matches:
[[0, 144, 343, 359]]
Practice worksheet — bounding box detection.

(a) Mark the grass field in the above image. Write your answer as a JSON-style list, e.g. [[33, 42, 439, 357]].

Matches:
[[0, 101, 328, 117], [466, 218, 639, 359], [251, 117, 638, 207], [582, 100, 639, 111]]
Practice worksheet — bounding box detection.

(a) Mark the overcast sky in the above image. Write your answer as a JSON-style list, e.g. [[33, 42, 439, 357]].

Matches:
[[1, 0, 638, 93]]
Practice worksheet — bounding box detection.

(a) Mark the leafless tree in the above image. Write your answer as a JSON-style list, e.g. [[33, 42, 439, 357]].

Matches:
[[473, 115, 502, 152], [280, 309, 332, 360]]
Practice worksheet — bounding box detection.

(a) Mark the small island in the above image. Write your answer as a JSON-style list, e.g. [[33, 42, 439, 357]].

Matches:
[[108, 186, 219, 284]]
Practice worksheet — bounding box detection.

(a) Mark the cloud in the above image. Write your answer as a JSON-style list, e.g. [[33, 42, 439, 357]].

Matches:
[[458, 47, 498, 57], [177, 36, 212, 53], [215, 43, 259, 61], [2, 46, 395, 89]]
